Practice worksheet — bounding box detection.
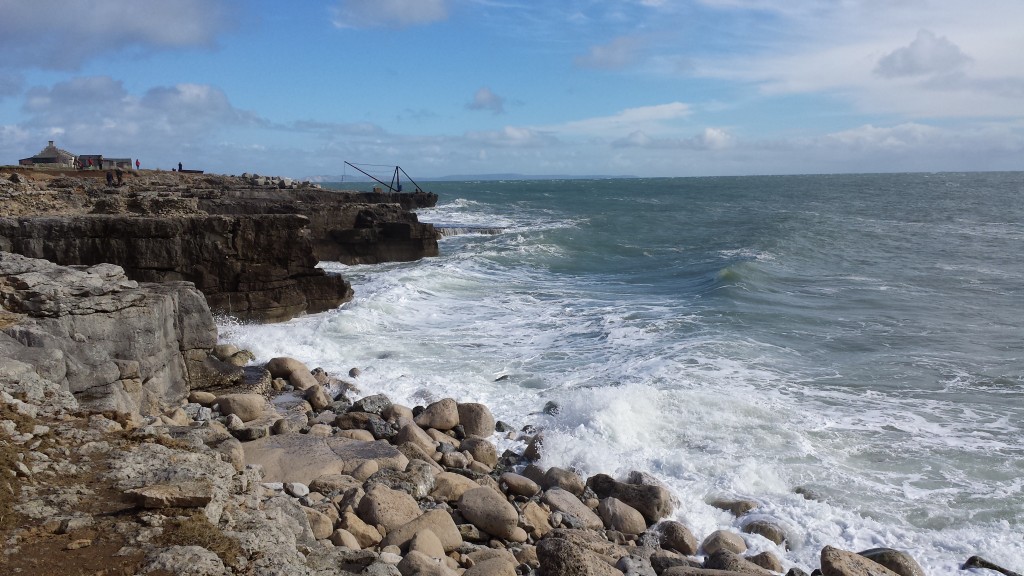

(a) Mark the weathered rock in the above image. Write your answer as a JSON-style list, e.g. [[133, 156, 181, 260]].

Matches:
[[354, 393, 394, 415], [330, 528, 362, 549], [243, 433, 408, 484], [339, 509, 383, 549], [458, 486, 524, 541], [414, 398, 459, 430], [304, 384, 332, 411], [821, 545, 902, 576], [857, 549, 927, 576], [708, 497, 758, 517], [358, 483, 423, 531], [457, 402, 495, 438], [0, 252, 215, 416], [304, 506, 335, 540], [598, 497, 647, 535], [216, 393, 268, 422], [748, 551, 784, 573], [126, 481, 215, 509], [536, 536, 622, 576], [397, 550, 459, 576], [141, 545, 226, 576], [460, 438, 498, 469], [587, 473, 673, 524], [366, 460, 437, 499], [464, 557, 518, 576], [266, 356, 310, 379], [659, 520, 699, 555], [544, 467, 586, 496], [522, 500, 553, 538], [542, 488, 604, 531], [0, 214, 354, 323], [703, 550, 773, 575], [396, 421, 437, 453], [380, 509, 463, 552], [409, 529, 446, 559], [501, 472, 541, 497], [742, 519, 787, 546], [430, 471, 480, 502], [701, 530, 746, 556]]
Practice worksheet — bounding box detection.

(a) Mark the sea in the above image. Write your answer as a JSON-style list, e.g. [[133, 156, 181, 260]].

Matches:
[[220, 172, 1024, 573]]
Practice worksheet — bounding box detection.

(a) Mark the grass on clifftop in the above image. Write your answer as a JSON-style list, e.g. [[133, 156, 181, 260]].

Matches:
[[156, 511, 244, 568]]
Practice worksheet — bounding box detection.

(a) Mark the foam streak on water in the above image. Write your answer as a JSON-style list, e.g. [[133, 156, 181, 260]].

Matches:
[[221, 173, 1024, 572]]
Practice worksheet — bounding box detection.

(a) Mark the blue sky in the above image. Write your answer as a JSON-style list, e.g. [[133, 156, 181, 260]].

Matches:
[[1, 0, 1022, 178]]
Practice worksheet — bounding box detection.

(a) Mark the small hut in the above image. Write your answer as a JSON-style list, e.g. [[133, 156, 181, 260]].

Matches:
[[19, 140, 76, 167]]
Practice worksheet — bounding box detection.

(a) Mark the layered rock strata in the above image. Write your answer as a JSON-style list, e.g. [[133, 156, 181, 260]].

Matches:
[[0, 167, 438, 321]]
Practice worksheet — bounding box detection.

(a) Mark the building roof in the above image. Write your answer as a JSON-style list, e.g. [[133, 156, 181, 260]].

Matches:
[[26, 140, 76, 163]]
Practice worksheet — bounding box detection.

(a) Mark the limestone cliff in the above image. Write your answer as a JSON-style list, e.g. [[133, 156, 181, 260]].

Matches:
[[0, 168, 439, 321], [0, 251, 216, 415]]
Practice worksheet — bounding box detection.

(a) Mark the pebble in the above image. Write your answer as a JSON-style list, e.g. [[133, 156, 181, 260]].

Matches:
[[285, 482, 310, 498]]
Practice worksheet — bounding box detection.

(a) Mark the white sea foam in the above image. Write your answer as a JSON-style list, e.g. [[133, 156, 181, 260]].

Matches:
[[222, 176, 1024, 573]]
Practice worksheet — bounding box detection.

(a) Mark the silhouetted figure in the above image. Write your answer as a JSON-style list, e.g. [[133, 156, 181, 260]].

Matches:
[[178, 161, 183, 172], [115, 167, 124, 186], [135, 159, 140, 170], [105, 170, 114, 186]]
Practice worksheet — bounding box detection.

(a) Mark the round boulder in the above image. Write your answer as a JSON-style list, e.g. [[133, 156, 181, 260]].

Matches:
[[457, 403, 496, 438], [659, 520, 698, 555], [701, 530, 747, 555], [598, 497, 647, 535], [458, 487, 523, 541], [216, 393, 268, 422], [414, 398, 460, 431], [266, 356, 310, 379], [357, 483, 422, 531]]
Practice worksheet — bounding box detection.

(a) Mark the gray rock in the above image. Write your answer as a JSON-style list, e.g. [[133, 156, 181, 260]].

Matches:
[[700, 530, 746, 556], [414, 398, 460, 431], [365, 459, 437, 499], [536, 537, 622, 576], [140, 545, 227, 575], [822, 545, 902, 576], [742, 519, 788, 546], [358, 483, 423, 531], [458, 486, 524, 541], [543, 466, 586, 496], [586, 473, 674, 524], [598, 497, 647, 535], [857, 548, 927, 576], [380, 509, 463, 553], [659, 520, 699, 555], [242, 433, 409, 485], [542, 488, 603, 531], [703, 550, 773, 574], [457, 402, 495, 438], [353, 393, 393, 415]]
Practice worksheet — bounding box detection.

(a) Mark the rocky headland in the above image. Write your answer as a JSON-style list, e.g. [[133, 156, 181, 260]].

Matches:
[[0, 167, 439, 322], [0, 168, 1009, 576]]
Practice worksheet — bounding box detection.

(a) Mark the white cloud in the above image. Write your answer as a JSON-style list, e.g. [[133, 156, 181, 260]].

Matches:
[[465, 126, 556, 147], [466, 87, 505, 114], [574, 36, 643, 70], [331, 0, 449, 29], [557, 102, 691, 137], [0, 0, 237, 70], [612, 127, 732, 150], [875, 29, 971, 78]]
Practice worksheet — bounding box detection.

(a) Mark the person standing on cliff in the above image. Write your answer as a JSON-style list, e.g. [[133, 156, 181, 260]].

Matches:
[[178, 161, 183, 172], [135, 159, 140, 170], [115, 167, 124, 186], [105, 170, 114, 186]]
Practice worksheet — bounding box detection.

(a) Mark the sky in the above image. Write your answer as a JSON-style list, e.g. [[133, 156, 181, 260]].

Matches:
[[1, 0, 1023, 179]]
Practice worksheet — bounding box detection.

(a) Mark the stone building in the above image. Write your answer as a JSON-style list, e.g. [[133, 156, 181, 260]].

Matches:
[[18, 140, 76, 167]]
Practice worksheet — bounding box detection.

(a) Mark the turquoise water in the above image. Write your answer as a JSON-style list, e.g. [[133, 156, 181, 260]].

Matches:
[[223, 172, 1024, 572]]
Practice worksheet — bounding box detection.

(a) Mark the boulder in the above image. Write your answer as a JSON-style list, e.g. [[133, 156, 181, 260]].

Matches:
[[266, 356, 310, 379], [701, 530, 746, 555], [357, 483, 422, 531], [659, 520, 698, 555], [303, 506, 335, 540], [598, 497, 647, 535], [243, 433, 408, 484], [329, 528, 361, 549], [707, 497, 758, 517], [458, 486, 523, 541], [397, 550, 459, 576], [522, 500, 553, 538], [216, 393, 268, 422], [501, 472, 541, 497], [366, 460, 437, 499], [742, 519, 787, 546], [380, 509, 463, 552], [542, 488, 603, 531], [353, 393, 393, 415], [459, 437, 498, 468], [126, 481, 214, 509], [821, 546, 902, 576], [414, 398, 459, 430], [408, 529, 446, 559], [430, 471, 480, 502], [586, 473, 673, 524], [536, 537, 622, 576], [464, 557, 517, 576], [748, 551, 784, 573], [396, 422, 437, 453], [304, 384, 332, 412], [543, 467, 586, 496], [703, 550, 773, 575], [457, 402, 495, 437], [857, 549, 927, 576]]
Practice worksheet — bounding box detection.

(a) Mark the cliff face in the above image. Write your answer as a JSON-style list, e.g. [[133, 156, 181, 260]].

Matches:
[[0, 251, 216, 415], [0, 168, 439, 321], [0, 214, 353, 323]]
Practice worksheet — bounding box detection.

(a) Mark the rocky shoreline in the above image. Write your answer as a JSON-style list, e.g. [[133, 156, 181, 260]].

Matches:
[[0, 170, 1012, 576]]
